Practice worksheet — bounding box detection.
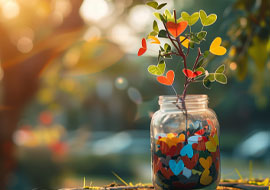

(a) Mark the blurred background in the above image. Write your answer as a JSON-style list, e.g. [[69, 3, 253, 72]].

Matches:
[[0, 0, 269, 189]]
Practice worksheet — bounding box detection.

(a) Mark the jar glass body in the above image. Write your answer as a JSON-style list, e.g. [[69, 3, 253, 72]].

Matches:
[[151, 95, 220, 190]]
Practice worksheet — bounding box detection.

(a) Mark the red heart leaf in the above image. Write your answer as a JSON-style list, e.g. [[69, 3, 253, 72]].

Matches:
[[182, 153, 199, 169], [182, 69, 203, 79], [192, 141, 206, 151], [195, 129, 205, 136], [153, 155, 162, 174], [166, 21, 188, 37], [159, 142, 183, 156], [157, 70, 175, 86], [137, 38, 147, 56], [160, 166, 174, 179]]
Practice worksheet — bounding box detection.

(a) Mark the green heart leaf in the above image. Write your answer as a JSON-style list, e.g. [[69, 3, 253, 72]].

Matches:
[[148, 60, 166, 75], [146, 1, 158, 9], [157, 3, 167, 10], [199, 10, 217, 26], [160, 46, 165, 52], [181, 12, 199, 26], [215, 64, 225, 73], [177, 17, 184, 23], [195, 67, 205, 74], [164, 43, 171, 52], [158, 29, 167, 38], [189, 41, 195, 48], [203, 73, 215, 89], [197, 31, 207, 41], [215, 73, 227, 84], [149, 31, 158, 37], [190, 33, 201, 44], [153, 12, 166, 23], [203, 75, 212, 89], [164, 9, 174, 22], [208, 73, 215, 82], [153, 20, 159, 32]]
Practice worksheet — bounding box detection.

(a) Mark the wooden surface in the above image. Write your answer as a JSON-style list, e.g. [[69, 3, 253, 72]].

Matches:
[[59, 182, 269, 190]]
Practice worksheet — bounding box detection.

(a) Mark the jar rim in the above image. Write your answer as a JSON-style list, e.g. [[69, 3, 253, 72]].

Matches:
[[159, 94, 208, 104]]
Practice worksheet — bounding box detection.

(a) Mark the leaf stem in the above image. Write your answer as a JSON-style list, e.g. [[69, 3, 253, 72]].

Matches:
[[192, 47, 202, 70]]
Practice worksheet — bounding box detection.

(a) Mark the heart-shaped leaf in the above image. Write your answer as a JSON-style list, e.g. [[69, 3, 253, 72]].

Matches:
[[138, 38, 147, 56], [164, 9, 174, 22], [153, 20, 159, 32], [157, 70, 175, 86], [158, 29, 167, 38], [157, 3, 167, 10], [197, 31, 207, 41], [203, 74, 215, 89], [148, 60, 166, 76], [190, 33, 201, 44], [179, 36, 189, 48], [166, 21, 188, 37], [195, 67, 205, 75], [215, 64, 225, 73], [148, 36, 160, 44], [199, 10, 217, 26], [207, 73, 215, 82], [146, 1, 158, 9], [164, 43, 171, 52], [153, 12, 166, 23], [181, 11, 199, 26], [182, 69, 203, 79], [215, 73, 227, 84], [209, 37, 227, 55], [149, 31, 158, 37], [147, 1, 166, 10]]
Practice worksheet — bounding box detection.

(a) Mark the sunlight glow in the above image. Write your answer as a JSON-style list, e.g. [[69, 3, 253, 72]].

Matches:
[[17, 37, 33, 53], [80, 0, 110, 23], [127, 5, 152, 32], [229, 62, 237, 71], [115, 77, 128, 90], [2, 0, 20, 19]]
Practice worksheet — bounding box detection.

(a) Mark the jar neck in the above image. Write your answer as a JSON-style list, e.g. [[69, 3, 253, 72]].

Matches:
[[159, 95, 208, 111]]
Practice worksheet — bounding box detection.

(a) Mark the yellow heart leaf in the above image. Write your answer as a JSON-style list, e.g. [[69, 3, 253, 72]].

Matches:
[[209, 37, 227, 55], [205, 134, 219, 152], [158, 133, 185, 148], [200, 169, 213, 185], [148, 36, 160, 44], [199, 156, 212, 169], [180, 36, 189, 48]]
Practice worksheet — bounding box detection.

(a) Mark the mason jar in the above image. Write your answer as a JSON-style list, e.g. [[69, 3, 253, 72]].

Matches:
[[151, 95, 220, 190]]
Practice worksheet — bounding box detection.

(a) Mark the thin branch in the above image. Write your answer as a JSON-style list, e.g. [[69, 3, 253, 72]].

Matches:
[[192, 47, 202, 70]]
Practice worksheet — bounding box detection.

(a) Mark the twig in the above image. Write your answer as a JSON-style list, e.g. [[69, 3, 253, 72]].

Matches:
[[192, 47, 202, 70]]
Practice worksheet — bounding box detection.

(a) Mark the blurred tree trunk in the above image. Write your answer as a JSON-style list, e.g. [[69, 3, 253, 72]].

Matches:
[[0, 0, 84, 189]]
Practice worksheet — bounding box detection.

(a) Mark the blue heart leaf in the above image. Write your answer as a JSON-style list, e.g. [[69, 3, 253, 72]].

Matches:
[[169, 159, 184, 176], [180, 144, 194, 158]]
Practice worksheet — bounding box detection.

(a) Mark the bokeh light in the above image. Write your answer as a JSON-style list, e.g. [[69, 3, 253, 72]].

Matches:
[[127, 5, 152, 32], [115, 77, 128, 90], [80, 0, 110, 23], [229, 62, 237, 71], [127, 87, 142, 104], [16, 37, 33, 53], [83, 26, 101, 41], [2, 0, 20, 19]]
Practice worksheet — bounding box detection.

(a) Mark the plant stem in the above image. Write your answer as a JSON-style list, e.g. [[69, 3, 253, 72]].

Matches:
[[192, 47, 202, 70]]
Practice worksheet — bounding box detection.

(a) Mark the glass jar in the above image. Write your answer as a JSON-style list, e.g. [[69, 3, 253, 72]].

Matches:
[[151, 95, 220, 190]]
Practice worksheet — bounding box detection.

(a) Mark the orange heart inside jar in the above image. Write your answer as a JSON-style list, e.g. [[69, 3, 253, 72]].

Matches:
[[151, 95, 220, 190]]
